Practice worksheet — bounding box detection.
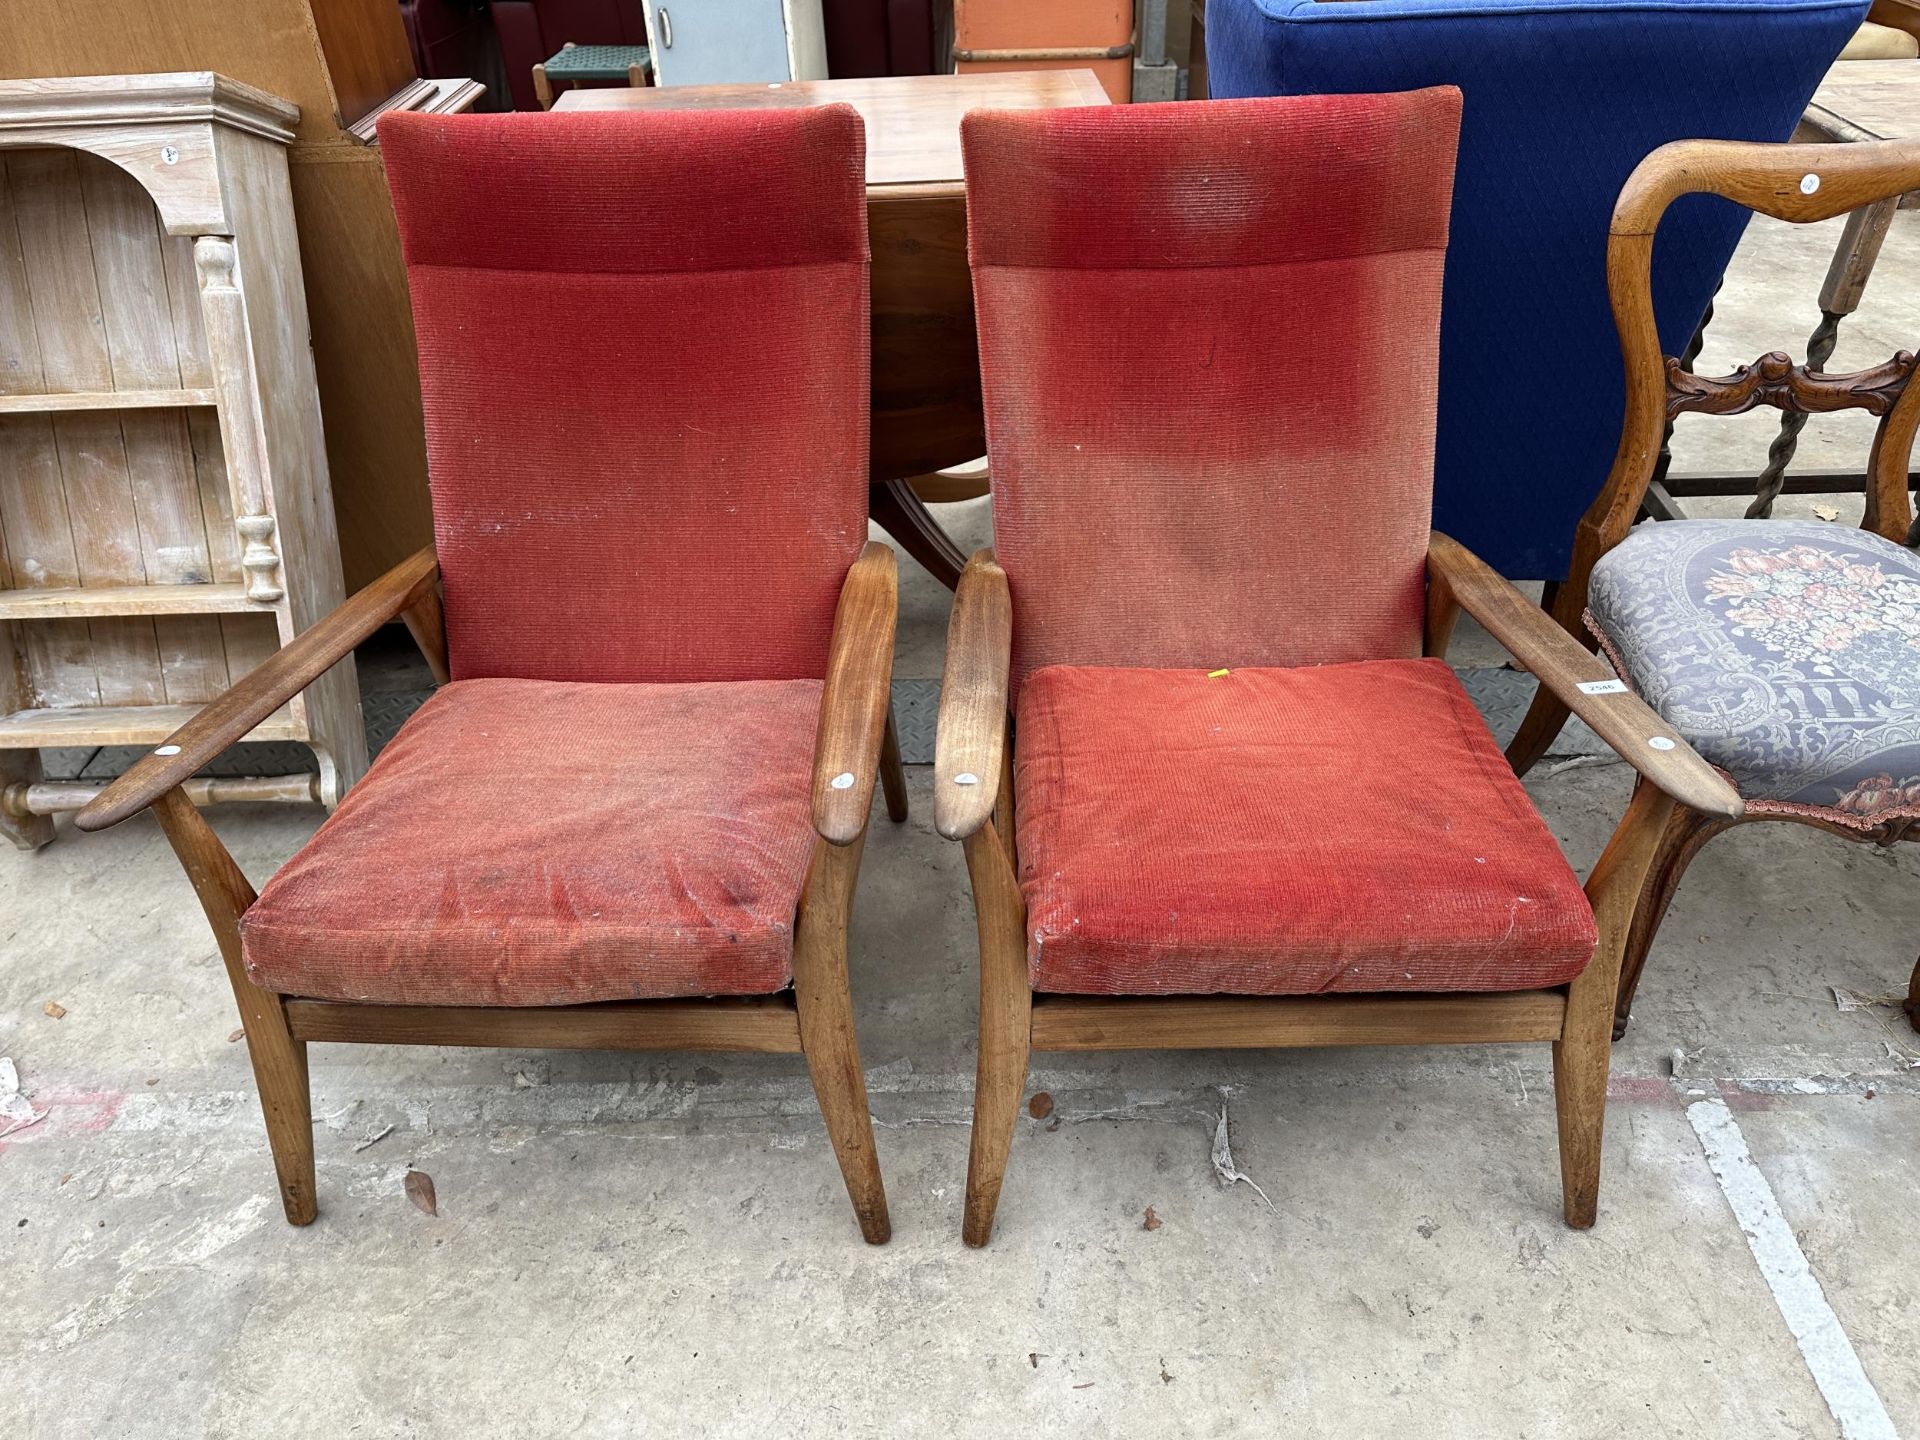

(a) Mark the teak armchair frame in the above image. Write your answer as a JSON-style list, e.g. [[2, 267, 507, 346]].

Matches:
[[75, 541, 909, 1243], [1500, 138, 1920, 1038], [937, 540, 1743, 1247]]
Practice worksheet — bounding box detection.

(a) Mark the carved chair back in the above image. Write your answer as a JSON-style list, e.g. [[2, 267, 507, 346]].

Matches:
[[378, 106, 871, 685], [1575, 138, 1920, 589], [959, 88, 1461, 694]]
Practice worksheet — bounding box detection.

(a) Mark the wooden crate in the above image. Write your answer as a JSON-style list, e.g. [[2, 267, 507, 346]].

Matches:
[[0, 73, 366, 849]]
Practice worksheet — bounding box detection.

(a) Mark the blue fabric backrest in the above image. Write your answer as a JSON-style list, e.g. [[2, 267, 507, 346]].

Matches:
[[1208, 0, 1869, 579]]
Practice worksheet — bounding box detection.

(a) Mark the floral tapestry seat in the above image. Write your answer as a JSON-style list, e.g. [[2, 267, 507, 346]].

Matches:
[[1588, 518, 1920, 827]]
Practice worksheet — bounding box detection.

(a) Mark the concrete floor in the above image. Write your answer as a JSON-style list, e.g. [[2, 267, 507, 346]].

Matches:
[[4, 209, 1920, 1438]]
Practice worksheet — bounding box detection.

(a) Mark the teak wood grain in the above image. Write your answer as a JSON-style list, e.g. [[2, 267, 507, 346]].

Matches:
[[287, 998, 805, 1052], [1029, 993, 1570, 1050], [555, 70, 1108, 189], [151, 784, 316, 1224], [812, 542, 905, 846], [934, 549, 1012, 841], [1427, 532, 1741, 819]]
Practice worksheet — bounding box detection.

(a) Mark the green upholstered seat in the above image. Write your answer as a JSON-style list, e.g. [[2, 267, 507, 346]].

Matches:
[[540, 43, 650, 80]]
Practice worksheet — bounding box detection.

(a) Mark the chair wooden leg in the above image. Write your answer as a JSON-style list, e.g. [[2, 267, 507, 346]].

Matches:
[[1505, 683, 1572, 778], [1613, 804, 1738, 1039], [1555, 779, 1676, 1228], [532, 64, 554, 109], [880, 702, 909, 824], [792, 835, 891, 1244], [152, 788, 315, 1224], [961, 819, 1031, 1247]]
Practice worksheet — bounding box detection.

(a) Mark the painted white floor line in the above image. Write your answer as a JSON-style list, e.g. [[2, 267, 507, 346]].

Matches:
[[1686, 1098, 1900, 1440]]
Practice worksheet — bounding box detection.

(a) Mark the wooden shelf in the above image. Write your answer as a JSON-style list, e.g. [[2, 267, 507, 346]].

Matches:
[[0, 583, 263, 620], [0, 387, 219, 414], [0, 703, 300, 747]]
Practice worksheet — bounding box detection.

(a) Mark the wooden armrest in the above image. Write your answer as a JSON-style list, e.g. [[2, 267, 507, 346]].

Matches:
[[75, 547, 442, 833], [812, 542, 899, 846], [1427, 533, 1742, 820], [934, 549, 1012, 841]]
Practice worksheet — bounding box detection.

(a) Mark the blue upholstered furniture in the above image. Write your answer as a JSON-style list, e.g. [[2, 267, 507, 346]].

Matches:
[[1206, 0, 1869, 580]]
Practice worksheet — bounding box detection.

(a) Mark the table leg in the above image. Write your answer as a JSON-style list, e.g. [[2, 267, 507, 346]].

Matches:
[[871, 478, 967, 590], [1750, 195, 1899, 517]]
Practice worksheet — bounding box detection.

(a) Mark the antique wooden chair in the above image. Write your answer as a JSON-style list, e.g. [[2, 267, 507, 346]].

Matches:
[[1501, 137, 1920, 1039], [938, 89, 1743, 1247], [76, 104, 908, 1243]]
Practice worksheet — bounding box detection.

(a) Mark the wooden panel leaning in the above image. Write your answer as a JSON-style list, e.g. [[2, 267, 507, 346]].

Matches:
[[0, 73, 366, 850]]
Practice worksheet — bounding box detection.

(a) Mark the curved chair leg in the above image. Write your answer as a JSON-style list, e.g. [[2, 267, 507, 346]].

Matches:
[[1613, 805, 1739, 1039], [961, 819, 1031, 1247], [152, 788, 316, 1224], [1505, 683, 1572, 778], [870, 478, 966, 590], [880, 702, 909, 824], [1556, 779, 1676, 1228], [793, 835, 892, 1244]]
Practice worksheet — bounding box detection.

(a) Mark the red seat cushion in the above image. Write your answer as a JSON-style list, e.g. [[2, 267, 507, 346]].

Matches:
[[1014, 660, 1597, 995], [241, 678, 822, 1006]]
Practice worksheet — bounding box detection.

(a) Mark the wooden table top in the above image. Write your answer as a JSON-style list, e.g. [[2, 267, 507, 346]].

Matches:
[[1806, 58, 1920, 141], [554, 69, 1109, 190]]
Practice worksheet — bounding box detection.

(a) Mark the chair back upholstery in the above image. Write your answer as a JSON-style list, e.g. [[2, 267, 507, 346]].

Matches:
[[380, 106, 870, 684], [1205, 0, 1869, 580], [962, 89, 1460, 692]]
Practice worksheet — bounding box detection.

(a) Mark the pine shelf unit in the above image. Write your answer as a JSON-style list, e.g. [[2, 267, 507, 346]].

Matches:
[[0, 72, 366, 849], [0, 388, 220, 413]]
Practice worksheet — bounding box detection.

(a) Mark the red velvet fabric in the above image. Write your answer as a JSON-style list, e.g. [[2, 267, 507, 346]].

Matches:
[[961, 90, 1461, 693], [1015, 662, 1598, 995], [242, 679, 824, 1006], [378, 106, 869, 684]]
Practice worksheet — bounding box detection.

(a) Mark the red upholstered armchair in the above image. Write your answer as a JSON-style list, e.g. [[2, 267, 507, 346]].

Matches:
[[77, 105, 906, 1244], [937, 90, 1744, 1246]]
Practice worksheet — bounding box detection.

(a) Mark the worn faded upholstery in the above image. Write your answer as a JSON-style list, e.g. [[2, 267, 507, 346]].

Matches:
[[1206, 0, 1868, 580], [1014, 662, 1598, 994], [965, 91, 1602, 996], [242, 679, 823, 1005], [241, 108, 872, 1007], [963, 89, 1459, 694], [380, 105, 869, 685], [1588, 518, 1920, 824]]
